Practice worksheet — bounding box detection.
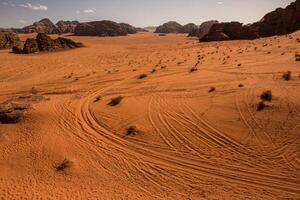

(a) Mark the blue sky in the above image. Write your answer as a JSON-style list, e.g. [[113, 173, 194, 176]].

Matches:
[[0, 0, 295, 28]]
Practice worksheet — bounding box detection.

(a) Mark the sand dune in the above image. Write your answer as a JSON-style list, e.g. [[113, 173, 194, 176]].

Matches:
[[0, 32, 299, 199]]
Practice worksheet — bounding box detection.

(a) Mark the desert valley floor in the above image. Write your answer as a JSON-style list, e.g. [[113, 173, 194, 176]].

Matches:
[[0, 32, 300, 199]]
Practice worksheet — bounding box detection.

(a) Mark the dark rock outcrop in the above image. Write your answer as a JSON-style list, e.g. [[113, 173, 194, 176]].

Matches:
[[18, 33, 82, 54], [74, 21, 128, 36], [0, 102, 30, 124], [251, 0, 300, 37], [136, 27, 149, 32], [189, 20, 218, 37], [201, 22, 258, 42], [0, 32, 20, 49], [119, 23, 137, 34], [56, 20, 79, 33], [21, 18, 61, 34], [154, 21, 184, 33], [182, 23, 198, 34]]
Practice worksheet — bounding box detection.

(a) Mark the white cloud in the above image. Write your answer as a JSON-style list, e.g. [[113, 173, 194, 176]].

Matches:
[[19, 3, 48, 11], [217, 1, 223, 5], [76, 9, 96, 14], [19, 19, 26, 24]]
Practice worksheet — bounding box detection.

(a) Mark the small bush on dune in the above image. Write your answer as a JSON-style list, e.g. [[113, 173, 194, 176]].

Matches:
[[209, 87, 216, 93], [55, 159, 71, 172], [260, 90, 272, 102], [190, 66, 198, 73], [257, 101, 266, 111], [295, 53, 300, 61], [151, 69, 156, 73], [94, 96, 102, 102], [138, 74, 148, 79], [282, 71, 292, 81], [126, 126, 138, 136], [238, 84, 244, 88], [108, 96, 123, 106], [159, 34, 166, 36]]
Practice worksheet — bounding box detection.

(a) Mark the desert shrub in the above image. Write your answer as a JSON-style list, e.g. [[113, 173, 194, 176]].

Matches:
[[94, 96, 102, 102], [237, 64, 242, 67], [138, 74, 148, 79], [151, 69, 156, 73], [108, 96, 123, 106], [282, 71, 292, 81], [190, 66, 198, 73], [295, 53, 300, 61], [257, 101, 266, 111], [260, 90, 272, 102], [126, 126, 138, 136], [238, 84, 244, 88], [55, 159, 71, 172], [159, 34, 166, 36], [31, 87, 38, 95], [208, 87, 216, 93]]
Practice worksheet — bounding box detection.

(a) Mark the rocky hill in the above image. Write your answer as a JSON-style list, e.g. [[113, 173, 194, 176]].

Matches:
[[74, 21, 138, 36], [21, 18, 61, 34], [188, 20, 218, 37], [56, 21, 79, 33], [154, 21, 184, 33]]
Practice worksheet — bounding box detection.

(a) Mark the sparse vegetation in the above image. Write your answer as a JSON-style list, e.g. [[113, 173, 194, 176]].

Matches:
[[55, 159, 71, 172], [190, 66, 198, 73], [257, 101, 266, 111], [295, 53, 300, 61], [282, 71, 292, 81], [209, 87, 216, 93], [238, 84, 244, 88], [108, 96, 123, 106], [159, 33, 166, 36], [126, 126, 138, 136], [31, 87, 38, 95], [151, 69, 156, 73], [94, 95, 102, 102], [260, 90, 272, 102], [138, 74, 148, 79]]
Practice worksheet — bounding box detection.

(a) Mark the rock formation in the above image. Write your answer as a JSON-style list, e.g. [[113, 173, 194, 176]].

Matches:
[[119, 23, 137, 34], [74, 21, 130, 36], [0, 32, 20, 49], [56, 21, 80, 33], [251, 0, 300, 37], [154, 21, 184, 33], [182, 23, 198, 34], [188, 20, 218, 37], [17, 33, 82, 54], [21, 18, 61, 34], [0, 101, 30, 124], [200, 22, 258, 42]]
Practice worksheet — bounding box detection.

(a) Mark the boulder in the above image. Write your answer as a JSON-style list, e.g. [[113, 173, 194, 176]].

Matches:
[[154, 21, 183, 33], [21, 18, 61, 34], [74, 21, 128, 36], [0, 102, 30, 124], [0, 32, 20, 49]]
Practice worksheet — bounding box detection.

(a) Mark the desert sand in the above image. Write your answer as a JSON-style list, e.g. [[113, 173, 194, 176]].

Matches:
[[0, 32, 299, 199]]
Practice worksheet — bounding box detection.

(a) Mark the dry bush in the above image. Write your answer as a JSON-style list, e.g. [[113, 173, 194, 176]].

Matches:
[[208, 87, 216, 93], [257, 101, 266, 111], [126, 126, 138, 136], [282, 71, 292, 81], [260, 90, 272, 102], [138, 74, 148, 79], [190, 66, 198, 73], [108, 96, 123, 106], [55, 159, 71, 172]]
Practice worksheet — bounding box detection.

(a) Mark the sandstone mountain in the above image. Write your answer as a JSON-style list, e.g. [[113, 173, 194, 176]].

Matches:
[[154, 21, 183, 33], [0, 32, 20, 49], [199, 0, 300, 42], [182, 23, 198, 34], [21, 18, 61, 34], [56, 20, 80, 33], [74, 21, 138, 36], [188, 20, 218, 37]]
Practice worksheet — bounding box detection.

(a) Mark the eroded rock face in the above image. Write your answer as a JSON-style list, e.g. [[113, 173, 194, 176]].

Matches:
[[119, 23, 137, 34], [19, 33, 82, 54], [154, 21, 183, 33], [56, 21, 79, 33], [0, 102, 30, 124], [74, 21, 128, 36], [189, 20, 218, 38], [182, 23, 198, 34], [0, 32, 20, 49], [200, 22, 258, 42], [21, 18, 61, 34], [251, 0, 300, 37]]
